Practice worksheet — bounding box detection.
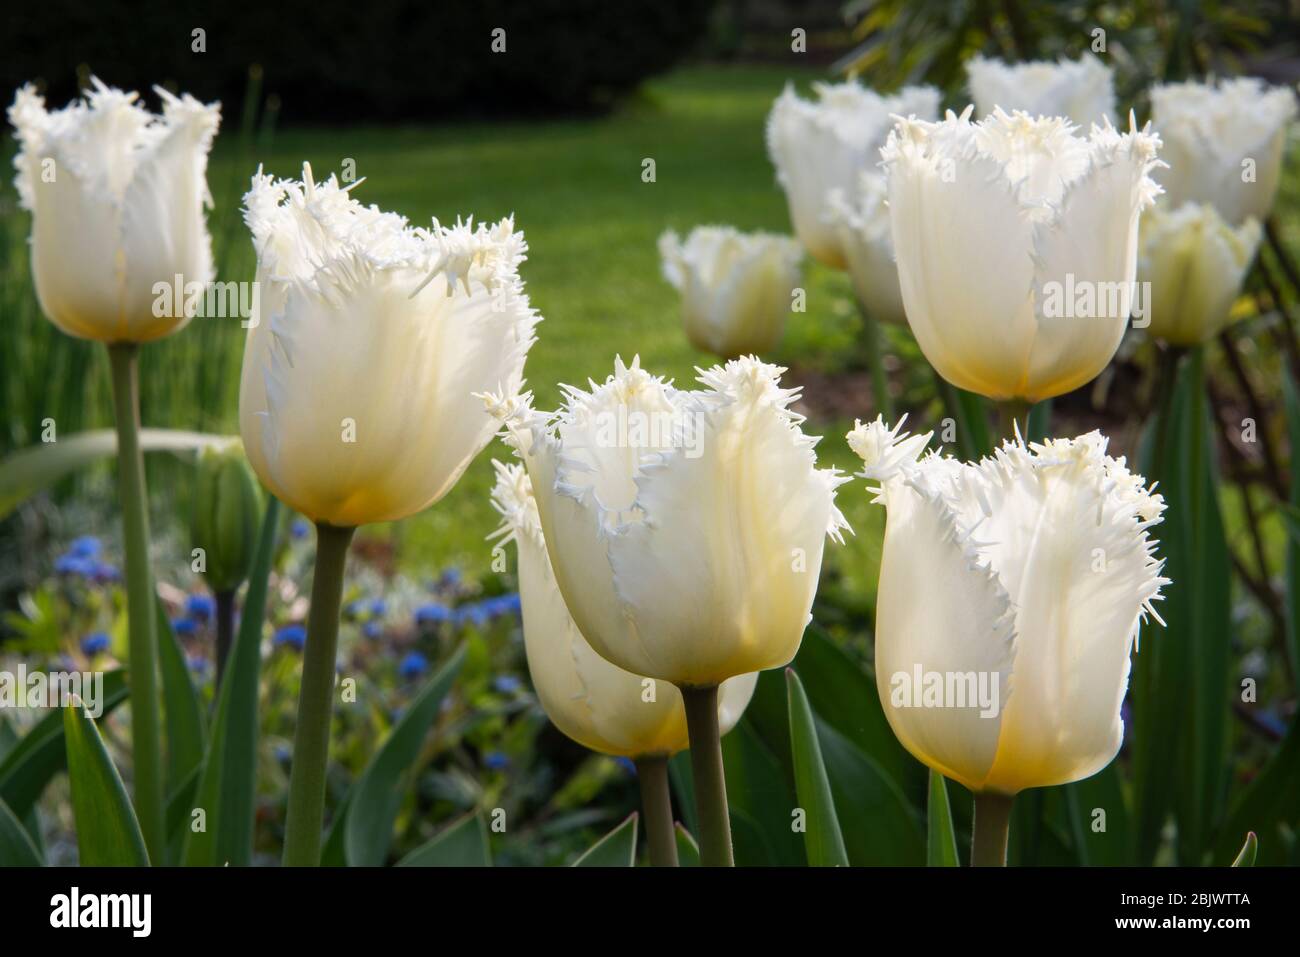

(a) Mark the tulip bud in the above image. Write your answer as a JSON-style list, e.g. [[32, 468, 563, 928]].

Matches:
[[659, 226, 802, 360], [486, 355, 849, 688], [489, 460, 756, 757], [1138, 203, 1262, 347], [1151, 77, 1297, 226], [767, 81, 939, 268], [238, 164, 539, 528], [826, 173, 906, 326], [192, 442, 261, 594], [8, 79, 220, 343], [966, 54, 1116, 126], [848, 417, 1168, 795], [882, 108, 1164, 402]]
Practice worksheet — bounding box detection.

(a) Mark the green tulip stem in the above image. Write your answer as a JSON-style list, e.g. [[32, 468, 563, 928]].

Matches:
[[283, 522, 356, 866], [680, 684, 734, 867], [634, 755, 678, 867], [214, 589, 236, 691], [971, 791, 1015, 866], [106, 342, 165, 862], [857, 300, 894, 420], [995, 399, 1032, 442]]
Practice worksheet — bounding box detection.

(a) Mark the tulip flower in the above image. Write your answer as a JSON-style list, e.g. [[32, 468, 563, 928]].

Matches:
[[881, 108, 1164, 426], [767, 81, 940, 268], [192, 441, 262, 687], [9, 78, 222, 859], [486, 355, 847, 865], [848, 417, 1167, 865], [658, 226, 802, 360], [826, 173, 907, 327], [966, 53, 1116, 127], [1151, 77, 1297, 226], [1138, 203, 1262, 347], [489, 459, 757, 865], [240, 163, 539, 865]]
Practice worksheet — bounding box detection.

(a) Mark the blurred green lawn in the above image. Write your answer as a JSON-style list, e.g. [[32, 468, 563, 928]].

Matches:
[[201, 63, 884, 598]]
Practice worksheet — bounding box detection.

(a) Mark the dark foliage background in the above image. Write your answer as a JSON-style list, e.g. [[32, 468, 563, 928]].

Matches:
[[5, 0, 717, 122]]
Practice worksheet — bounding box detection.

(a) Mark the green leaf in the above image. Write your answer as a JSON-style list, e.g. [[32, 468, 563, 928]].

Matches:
[[926, 770, 959, 866], [720, 715, 803, 865], [182, 497, 281, 866], [674, 823, 700, 867], [344, 642, 467, 866], [572, 813, 638, 866], [1283, 368, 1300, 701], [63, 701, 150, 866], [1230, 831, 1257, 867], [0, 671, 128, 818], [396, 813, 491, 867], [817, 717, 924, 864], [0, 717, 43, 858], [786, 668, 848, 866], [1213, 721, 1300, 865], [0, 428, 231, 520], [1064, 762, 1131, 866], [156, 597, 205, 800], [0, 795, 42, 866]]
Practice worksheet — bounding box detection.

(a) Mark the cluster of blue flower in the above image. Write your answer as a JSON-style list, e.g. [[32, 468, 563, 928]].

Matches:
[[413, 592, 521, 629], [53, 536, 119, 582]]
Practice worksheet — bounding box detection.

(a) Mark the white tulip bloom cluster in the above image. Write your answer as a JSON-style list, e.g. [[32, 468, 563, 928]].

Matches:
[[489, 459, 757, 758], [967, 53, 1117, 126]]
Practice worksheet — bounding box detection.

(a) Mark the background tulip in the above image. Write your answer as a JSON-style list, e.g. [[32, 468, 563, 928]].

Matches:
[[489, 355, 847, 865], [1138, 202, 1262, 347], [966, 53, 1116, 126], [1151, 77, 1297, 226], [849, 417, 1167, 862], [882, 108, 1163, 405], [659, 225, 801, 359], [8, 78, 220, 343], [241, 163, 539, 866], [239, 164, 539, 529], [826, 172, 907, 327], [766, 81, 939, 268]]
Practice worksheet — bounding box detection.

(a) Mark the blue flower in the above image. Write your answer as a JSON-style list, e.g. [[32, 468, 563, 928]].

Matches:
[[438, 567, 462, 588], [171, 618, 197, 636], [488, 593, 522, 617], [54, 555, 96, 577], [91, 563, 120, 583], [274, 624, 307, 650], [614, 756, 636, 776], [80, 632, 111, 656], [456, 603, 491, 629], [290, 519, 310, 540], [187, 655, 210, 675], [68, 536, 102, 559], [369, 598, 387, 617], [483, 751, 510, 771], [492, 675, 522, 694], [185, 593, 215, 620], [363, 621, 383, 640], [399, 651, 428, 679], [274, 744, 292, 763], [415, 603, 452, 625]]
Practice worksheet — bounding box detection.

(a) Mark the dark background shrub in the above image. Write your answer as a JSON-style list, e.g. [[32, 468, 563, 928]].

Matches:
[[5, 0, 717, 123]]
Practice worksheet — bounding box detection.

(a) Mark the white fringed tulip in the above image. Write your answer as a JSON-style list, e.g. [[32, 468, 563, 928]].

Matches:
[[1138, 202, 1262, 346], [849, 418, 1167, 795], [767, 81, 940, 268], [882, 108, 1163, 402], [8, 78, 220, 343], [239, 163, 538, 528], [658, 226, 802, 359], [489, 460, 757, 757], [826, 173, 907, 325], [967, 54, 1116, 126], [486, 356, 848, 688], [1151, 78, 1297, 226]]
